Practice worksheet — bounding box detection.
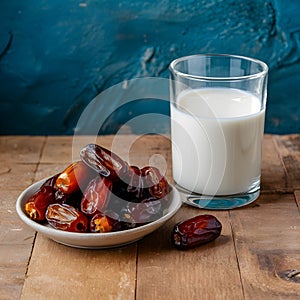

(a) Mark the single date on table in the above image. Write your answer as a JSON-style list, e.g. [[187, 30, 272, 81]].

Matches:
[[171, 215, 222, 250]]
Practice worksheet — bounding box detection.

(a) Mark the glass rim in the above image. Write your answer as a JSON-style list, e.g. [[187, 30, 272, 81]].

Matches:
[[169, 53, 268, 81]]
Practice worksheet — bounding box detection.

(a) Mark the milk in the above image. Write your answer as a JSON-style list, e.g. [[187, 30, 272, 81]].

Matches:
[[171, 88, 265, 196]]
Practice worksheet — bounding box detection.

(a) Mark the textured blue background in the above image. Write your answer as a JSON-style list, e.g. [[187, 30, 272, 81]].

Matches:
[[0, 0, 299, 135]]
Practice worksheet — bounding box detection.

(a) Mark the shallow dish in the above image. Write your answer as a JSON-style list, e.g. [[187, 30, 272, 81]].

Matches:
[[16, 178, 182, 249]]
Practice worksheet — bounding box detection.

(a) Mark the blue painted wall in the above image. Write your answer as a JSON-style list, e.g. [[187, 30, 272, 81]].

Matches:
[[0, 0, 299, 135]]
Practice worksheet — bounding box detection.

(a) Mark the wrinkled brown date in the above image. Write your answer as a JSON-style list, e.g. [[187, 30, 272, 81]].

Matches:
[[171, 215, 222, 250], [80, 143, 127, 180], [56, 161, 94, 194], [46, 203, 88, 233], [81, 176, 112, 216]]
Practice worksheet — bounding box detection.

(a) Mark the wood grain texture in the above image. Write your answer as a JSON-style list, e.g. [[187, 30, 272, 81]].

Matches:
[[21, 237, 137, 300], [1, 135, 300, 299], [0, 136, 45, 163], [0, 191, 36, 300], [0, 136, 45, 299], [136, 207, 244, 300], [230, 193, 300, 299], [41, 136, 76, 163], [261, 135, 287, 191], [273, 134, 300, 190]]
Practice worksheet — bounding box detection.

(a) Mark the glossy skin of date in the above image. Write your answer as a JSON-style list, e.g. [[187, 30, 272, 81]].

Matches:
[[126, 165, 144, 200], [80, 144, 127, 180], [90, 211, 122, 233], [111, 166, 145, 203], [24, 174, 60, 222], [141, 166, 170, 199], [171, 215, 222, 250], [46, 203, 89, 233], [25, 186, 56, 222], [120, 199, 163, 227], [56, 161, 94, 194], [111, 165, 171, 204], [55, 189, 83, 210], [25, 172, 86, 222], [81, 176, 112, 216]]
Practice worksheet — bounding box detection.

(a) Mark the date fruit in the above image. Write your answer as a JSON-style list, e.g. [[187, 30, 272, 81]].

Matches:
[[24, 174, 60, 221], [56, 161, 94, 194], [141, 166, 170, 199], [171, 215, 222, 250], [90, 211, 122, 233], [120, 199, 163, 226], [46, 203, 88, 233], [126, 165, 144, 200], [81, 176, 112, 216], [80, 143, 127, 180]]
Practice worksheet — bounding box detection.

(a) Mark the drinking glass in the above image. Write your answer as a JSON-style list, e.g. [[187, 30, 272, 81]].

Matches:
[[169, 54, 268, 209]]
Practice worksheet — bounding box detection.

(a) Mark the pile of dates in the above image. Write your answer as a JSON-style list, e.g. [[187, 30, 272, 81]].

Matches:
[[24, 143, 172, 233]]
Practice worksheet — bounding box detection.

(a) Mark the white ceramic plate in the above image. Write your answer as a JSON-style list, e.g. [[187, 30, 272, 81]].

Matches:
[[16, 178, 182, 249]]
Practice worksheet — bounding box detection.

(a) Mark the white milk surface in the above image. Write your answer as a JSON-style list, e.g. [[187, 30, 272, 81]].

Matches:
[[171, 88, 265, 195]]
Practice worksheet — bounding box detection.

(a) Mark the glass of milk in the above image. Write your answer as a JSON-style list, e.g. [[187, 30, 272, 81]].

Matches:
[[169, 54, 268, 209]]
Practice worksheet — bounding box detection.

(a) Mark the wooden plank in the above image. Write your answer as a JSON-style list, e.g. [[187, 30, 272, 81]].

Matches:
[[40, 135, 136, 164], [40, 136, 76, 163], [0, 163, 37, 191], [230, 193, 300, 299], [0, 190, 36, 299], [0, 135, 45, 190], [0, 137, 45, 300], [0, 190, 35, 245], [21, 236, 137, 299], [0, 136, 45, 164], [0, 244, 35, 300], [261, 135, 287, 191], [273, 134, 300, 190], [136, 206, 244, 300]]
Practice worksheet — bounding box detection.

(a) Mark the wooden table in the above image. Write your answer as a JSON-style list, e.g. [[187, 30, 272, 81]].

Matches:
[[1, 134, 300, 300]]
